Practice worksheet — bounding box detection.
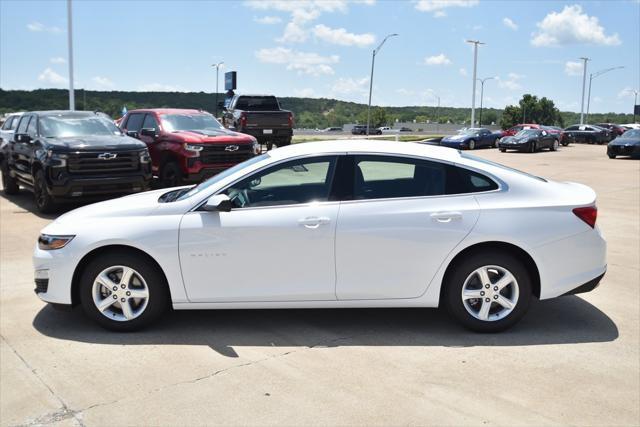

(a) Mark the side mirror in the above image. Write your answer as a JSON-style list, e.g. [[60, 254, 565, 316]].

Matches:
[[15, 134, 31, 143], [140, 128, 157, 138], [203, 194, 233, 212], [126, 130, 139, 139]]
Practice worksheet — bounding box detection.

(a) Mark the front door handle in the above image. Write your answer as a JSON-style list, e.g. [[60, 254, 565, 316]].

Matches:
[[430, 212, 463, 223], [298, 216, 331, 228]]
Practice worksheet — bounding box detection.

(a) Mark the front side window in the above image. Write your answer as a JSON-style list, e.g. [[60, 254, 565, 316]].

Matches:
[[26, 116, 38, 136], [142, 113, 159, 130], [224, 156, 337, 208], [353, 155, 447, 200], [16, 116, 31, 134], [124, 113, 144, 132]]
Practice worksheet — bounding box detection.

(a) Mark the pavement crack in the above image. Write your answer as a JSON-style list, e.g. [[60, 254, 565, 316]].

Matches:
[[1, 334, 86, 427]]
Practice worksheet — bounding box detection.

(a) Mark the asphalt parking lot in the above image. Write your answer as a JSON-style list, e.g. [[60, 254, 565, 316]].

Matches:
[[1, 143, 638, 426]]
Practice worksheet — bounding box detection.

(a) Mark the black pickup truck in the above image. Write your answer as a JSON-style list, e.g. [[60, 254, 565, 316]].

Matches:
[[221, 95, 293, 150], [0, 111, 151, 213]]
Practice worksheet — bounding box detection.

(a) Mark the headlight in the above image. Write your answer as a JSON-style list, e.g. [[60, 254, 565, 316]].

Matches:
[[38, 234, 75, 250], [139, 149, 151, 164], [47, 150, 68, 167], [184, 143, 203, 156], [251, 139, 260, 155]]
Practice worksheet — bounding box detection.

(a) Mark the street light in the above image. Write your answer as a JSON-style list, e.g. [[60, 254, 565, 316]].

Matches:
[[629, 89, 639, 123], [67, 0, 75, 110], [476, 77, 494, 126], [212, 61, 224, 117], [433, 94, 440, 133], [578, 57, 590, 124], [466, 39, 485, 127], [366, 33, 398, 136], [585, 65, 624, 122]]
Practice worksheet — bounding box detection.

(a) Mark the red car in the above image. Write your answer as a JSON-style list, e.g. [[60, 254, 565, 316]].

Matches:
[[120, 109, 259, 187], [502, 124, 543, 137]]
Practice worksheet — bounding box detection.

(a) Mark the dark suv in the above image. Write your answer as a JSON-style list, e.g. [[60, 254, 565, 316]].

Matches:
[[0, 111, 151, 213], [351, 125, 381, 135]]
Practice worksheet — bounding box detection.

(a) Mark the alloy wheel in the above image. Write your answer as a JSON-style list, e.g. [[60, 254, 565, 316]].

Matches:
[[92, 265, 150, 321], [461, 265, 519, 322]]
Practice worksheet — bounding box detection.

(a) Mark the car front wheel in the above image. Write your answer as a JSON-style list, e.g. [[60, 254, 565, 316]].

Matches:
[[443, 251, 532, 332], [33, 169, 57, 213], [79, 251, 169, 331], [1, 160, 19, 195], [551, 139, 559, 151], [468, 139, 476, 150]]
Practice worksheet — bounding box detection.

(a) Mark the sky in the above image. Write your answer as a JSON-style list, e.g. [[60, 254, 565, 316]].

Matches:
[[1, 0, 639, 114]]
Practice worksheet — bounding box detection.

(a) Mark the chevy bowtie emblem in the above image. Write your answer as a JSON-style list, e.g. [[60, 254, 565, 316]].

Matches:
[[98, 153, 117, 160], [225, 145, 240, 152]]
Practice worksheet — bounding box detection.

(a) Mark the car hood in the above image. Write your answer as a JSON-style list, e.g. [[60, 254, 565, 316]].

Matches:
[[503, 136, 531, 143], [170, 128, 253, 142], [44, 134, 146, 151], [442, 135, 469, 142]]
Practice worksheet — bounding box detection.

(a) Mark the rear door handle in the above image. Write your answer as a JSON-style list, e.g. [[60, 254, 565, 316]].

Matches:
[[430, 212, 463, 223], [298, 216, 331, 228]]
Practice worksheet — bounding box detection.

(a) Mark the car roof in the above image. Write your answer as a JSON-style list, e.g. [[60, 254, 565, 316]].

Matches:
[[268, 139, 462, 163], [127, 108, 209, 115], [26, 110, 105, 117]]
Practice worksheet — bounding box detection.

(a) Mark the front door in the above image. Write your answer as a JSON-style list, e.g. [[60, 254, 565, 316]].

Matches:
[[179, 155, 340, 302], [335, 155, 480, 300]]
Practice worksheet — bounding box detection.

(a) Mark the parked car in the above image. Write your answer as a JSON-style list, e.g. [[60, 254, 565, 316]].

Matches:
[[377, 126, 397, 134], [620, 123, 640, 130], [321, 127, 342, 132], [498, 129, 559, 153], [33, 140, 606, 333], [440, 128, 500, 150], [607, 129, 640, 159], [563, 124, 611, 144], [0, 111, 151, 213], [540, 125, 567, 146], [594, 123, 626, 136], [120, 109, 259, 187], [0, 112, 23, 151], [352, 125, 381, 135], [502, 124, 542, 137], [220, 94, 293, 150], [399, 127, 413, 132]]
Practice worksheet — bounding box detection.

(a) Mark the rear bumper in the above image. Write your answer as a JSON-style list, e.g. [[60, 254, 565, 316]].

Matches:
[[561, 271, 605, 296], [241, 128, 292, 142]]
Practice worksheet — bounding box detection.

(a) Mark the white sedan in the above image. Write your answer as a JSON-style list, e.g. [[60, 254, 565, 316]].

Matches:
[[32, 140, 606, 332]]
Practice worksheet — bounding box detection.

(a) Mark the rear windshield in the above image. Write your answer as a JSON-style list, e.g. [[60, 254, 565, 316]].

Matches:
[[234, 96, 279, 111], [39, 114, 121, 138]]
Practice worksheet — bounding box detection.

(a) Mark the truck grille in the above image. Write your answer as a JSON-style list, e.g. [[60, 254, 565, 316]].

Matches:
[[67, 151, 140, 174], [199, 144, 253, 164]]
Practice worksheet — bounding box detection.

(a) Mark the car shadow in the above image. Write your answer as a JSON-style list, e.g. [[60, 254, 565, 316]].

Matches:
[[0, 190, 76, 219], [33, 296, 618, 358]]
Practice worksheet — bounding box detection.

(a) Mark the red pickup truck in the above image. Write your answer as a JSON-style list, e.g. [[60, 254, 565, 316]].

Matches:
[[120, 109, 259, 187]]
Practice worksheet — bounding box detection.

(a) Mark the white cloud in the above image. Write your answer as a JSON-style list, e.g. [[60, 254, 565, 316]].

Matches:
[[27, 22, 62, 33], [424, 53, 451, 66], [617, 87, 637, 99], [50, 57, 66, 64], [396, 88, 415, 96], [497, 73, 523, 90], [564, 61, 583, 76], [459, 68, 468, 76], [255, 47, 339, 76], [415, 0, 479, 17], [294, 88, 316, 97], [532, 5, 621, 47], [91, 76, 115, 89], [38, 68, 67, 85], [254, 15, 282, 24], [138, 83, 184, 92], [330, 76, 369, 99], [503, 17, 518, 30], [278, 21, 308, 43], [312, 24, 375, 47]]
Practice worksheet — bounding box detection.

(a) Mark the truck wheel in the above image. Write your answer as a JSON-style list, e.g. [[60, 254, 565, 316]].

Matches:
[[266, 142, 274, 151], [1, 160, 19, 195], [33, 169, 57, 213], [160, 161, 182, 188], [277, 138, 292, 148]]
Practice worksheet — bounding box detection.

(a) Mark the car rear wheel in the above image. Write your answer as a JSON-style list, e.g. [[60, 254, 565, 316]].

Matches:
[[33, 169, 57, 213], [608, 153, 616, 159], [499, 148, 506, 152], [160, 161, 182, 188], [443, 251, 532, 332], [493, 138, 499, 148], [551, 139, 559, 151], [1, 160, 19, 195], [79, 252, 169, 331], [468, 139, 476, 150]]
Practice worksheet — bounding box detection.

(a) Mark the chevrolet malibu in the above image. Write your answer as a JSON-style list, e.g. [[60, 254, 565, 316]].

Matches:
[[33, 140, 607, 332]]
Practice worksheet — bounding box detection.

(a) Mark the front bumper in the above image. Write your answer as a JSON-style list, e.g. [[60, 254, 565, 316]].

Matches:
[[33, 243, 77, 305], [608, 144, 640, 157], [440, 140, 465, 149], [47, 170, 152, 199], [498, 141, 531, 151]]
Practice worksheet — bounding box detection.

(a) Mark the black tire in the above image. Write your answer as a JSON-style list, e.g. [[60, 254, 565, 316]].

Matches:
[[561, 141, 569, 146], [608, 153, 616, 159], [493, 138, 499, 148], [550, 139, 559, 151], [277, 138, 291, 148], [443, 251, 532, 332], [33, 169, 57, 213], [159, 161, 182, 188], [79, 251, 170, 331], [499, 148, 506, 152], [1, 160, 19, 195], [266, 141, 274, 151], [468, 139, 476, 150]]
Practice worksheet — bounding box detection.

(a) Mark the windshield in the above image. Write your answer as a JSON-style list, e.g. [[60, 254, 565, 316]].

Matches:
[[622, 129, 640, 138], [39, 114, 121, 138], [161, 113, 223, 132], [461, 129, 482, 135], [460, 152, 547, 182], [176, 153, 270, 201], [516, 129, 539, 137]]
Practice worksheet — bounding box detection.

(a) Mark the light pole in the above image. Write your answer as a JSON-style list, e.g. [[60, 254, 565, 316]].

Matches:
[[367, 33, 398, 136], [578, 57, 590, 124], [630, 89, 639, 123], [434, 94, 440, 134], [466, 39, 485, 127], [67, 0, 75, 110], [476, 77, 494, 126], [585, 66, 624, 122], [212, 61, 224, 117]]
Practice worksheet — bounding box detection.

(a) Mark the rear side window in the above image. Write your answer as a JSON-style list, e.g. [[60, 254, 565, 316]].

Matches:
[[447, 166, 499, 194], [124, 113, 144, 132], [16, 116, 31, 134], [1, 117, 13, 130]]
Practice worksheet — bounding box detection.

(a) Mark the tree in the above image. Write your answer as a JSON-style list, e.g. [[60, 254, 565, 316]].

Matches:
[[499, 94, 564, 129], [482, 111, 497, 125]]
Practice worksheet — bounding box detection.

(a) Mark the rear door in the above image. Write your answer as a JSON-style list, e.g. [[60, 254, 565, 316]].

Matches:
[[335, 155, 481, 300]]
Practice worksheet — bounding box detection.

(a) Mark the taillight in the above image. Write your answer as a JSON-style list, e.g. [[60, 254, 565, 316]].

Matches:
[[573, 206, 597, 228], [239, 112, 247, 129], [288, 112, 294, 128]]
